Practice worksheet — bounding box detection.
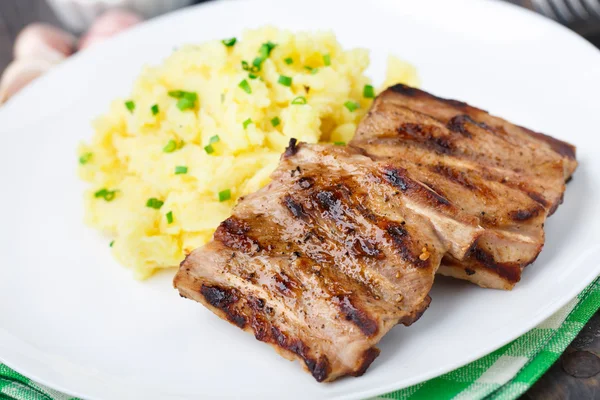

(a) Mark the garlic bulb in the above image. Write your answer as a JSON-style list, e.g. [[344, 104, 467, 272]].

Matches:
[[0, 59, 55, 104], [13, 23, 76, 64], [79, 9, 142, 50]]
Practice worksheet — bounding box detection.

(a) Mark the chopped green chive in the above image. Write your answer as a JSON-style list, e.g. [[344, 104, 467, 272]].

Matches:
[[166, 211, 173, 224], [323, 53, 331, 66], [248, 73, 258, 80], [163, 139, 184, 152], [110, 240, 115, 247], [242, 61, 260, 73], [151, 104, 159, 115], [175, 166, 188, 175], [278, 75, 292, 87], [363, 84, 375, 99], [163, 140, 177, 153], [146, 198, 164, 209], [344, 100, 359, 112], [79, 152, 92, 165], [252, 56, 263, 70], [291, 96, 307, 105], [271, 116, 281, 127], [304, 66, 313, 71], [168, 90, 185, 98], [238, 79, 252, 94], [334, 141, 346, 146], [204, 144, 215, 154], [243, 118, 252, 129], [222, 37, 237, 47], [311, 68, 319, 75], [125, 100, 135, 113], [176, 97, 195, 111], [209, 135, 220, 144], [168, 91, 197, 110], [259, 42, 277, 59], [94, 189, 108, 199], [284, 57, 293, 65], [247, 42, 277, 72], [94, 188, 117, 202], [219, 189, 231, 202]]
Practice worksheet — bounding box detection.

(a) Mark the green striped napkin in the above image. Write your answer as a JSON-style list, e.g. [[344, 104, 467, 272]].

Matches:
[[1, 278, 598, 400], [373, 278, 600, 400]]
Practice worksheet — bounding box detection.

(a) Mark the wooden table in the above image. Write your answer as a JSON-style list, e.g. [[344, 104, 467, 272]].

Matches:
[[1, 1, 599, 399]]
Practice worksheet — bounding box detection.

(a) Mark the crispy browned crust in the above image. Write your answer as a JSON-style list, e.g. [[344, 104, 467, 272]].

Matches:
[[398, 295, 431, 326]]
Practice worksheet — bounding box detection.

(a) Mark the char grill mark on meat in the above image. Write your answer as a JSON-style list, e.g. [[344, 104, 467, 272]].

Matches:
[[430, 164, 477, 191], [383, 167, 451, 207], [175, 142, 444, 382], [351, 84, 576, 290], [382, 222, 430, 269], [335, 294, 379, 336], [214, 217, 260, 254], [283, 195, 309, 219]]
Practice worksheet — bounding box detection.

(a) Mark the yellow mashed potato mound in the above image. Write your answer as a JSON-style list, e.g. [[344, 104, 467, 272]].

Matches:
[[78, 27, 419, 279]]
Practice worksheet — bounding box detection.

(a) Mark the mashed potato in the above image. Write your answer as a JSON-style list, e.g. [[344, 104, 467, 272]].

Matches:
[[78, 27, 419, 279]]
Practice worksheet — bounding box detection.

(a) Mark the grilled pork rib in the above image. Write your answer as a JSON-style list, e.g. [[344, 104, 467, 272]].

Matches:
[[175, 142, 444, 382], [351, 84, 577, 289], [174, 85, 577, 381]]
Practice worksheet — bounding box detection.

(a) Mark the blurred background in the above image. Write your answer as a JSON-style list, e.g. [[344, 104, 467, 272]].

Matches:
[[2, 0, 600, 102]]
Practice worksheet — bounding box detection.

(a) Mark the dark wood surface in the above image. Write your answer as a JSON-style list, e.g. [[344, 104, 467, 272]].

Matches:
[[524, 311, 600, 400], [0, 1, 599, 399]]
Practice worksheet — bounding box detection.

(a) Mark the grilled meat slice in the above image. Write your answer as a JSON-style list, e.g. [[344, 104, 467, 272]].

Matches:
[[351, 84, 577, 289], [175, 85, 577, 381], [174, 142, 445, 382], [380, 84, 577, 182]]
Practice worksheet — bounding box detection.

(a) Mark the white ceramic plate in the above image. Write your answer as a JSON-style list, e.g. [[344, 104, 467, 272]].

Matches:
[[1, 0, 599, 399]]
